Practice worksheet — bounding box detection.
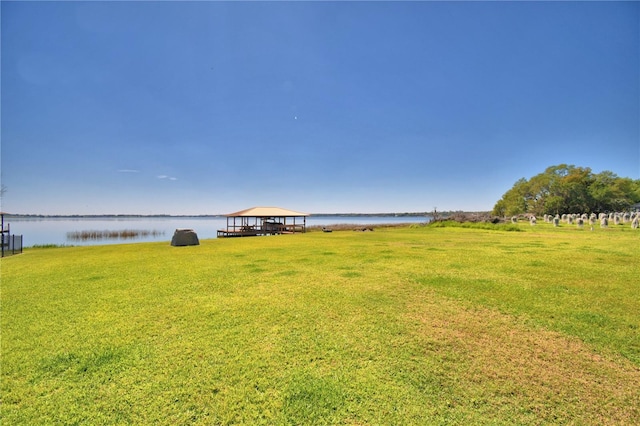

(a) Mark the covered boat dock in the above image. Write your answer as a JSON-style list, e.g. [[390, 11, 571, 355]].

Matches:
[[217, 206, 309, 238]]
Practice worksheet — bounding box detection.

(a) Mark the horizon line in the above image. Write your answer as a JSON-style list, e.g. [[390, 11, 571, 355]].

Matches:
[[2, 211, 481, 218]]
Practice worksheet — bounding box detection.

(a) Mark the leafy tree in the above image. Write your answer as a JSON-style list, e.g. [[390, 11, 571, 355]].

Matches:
[[492, 165, 640, 216], [498, 178, 528, 216]]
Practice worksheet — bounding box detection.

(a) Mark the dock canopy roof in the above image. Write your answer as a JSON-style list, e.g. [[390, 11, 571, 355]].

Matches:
[[225, 207, 310, 217], [218, 207, 309, 238]]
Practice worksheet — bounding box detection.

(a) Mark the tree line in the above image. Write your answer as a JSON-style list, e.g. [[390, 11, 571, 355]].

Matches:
[[492, 164, 640, 217]]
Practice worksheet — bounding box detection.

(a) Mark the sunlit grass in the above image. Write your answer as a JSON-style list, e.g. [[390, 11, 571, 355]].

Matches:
[[2, 223, 639, 424]]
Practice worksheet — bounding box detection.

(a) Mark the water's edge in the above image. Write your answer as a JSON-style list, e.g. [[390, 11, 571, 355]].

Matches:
[[7, 215, 432, 247]]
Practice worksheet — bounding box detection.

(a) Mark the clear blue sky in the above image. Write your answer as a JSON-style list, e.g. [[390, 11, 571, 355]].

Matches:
[[2, 1, 638, 215]]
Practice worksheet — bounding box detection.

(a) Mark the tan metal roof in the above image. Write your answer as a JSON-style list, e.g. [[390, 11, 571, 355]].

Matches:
[[225, 206, 310, 217]]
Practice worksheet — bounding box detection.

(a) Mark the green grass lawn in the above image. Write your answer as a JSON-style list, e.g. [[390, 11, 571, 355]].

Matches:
[[2, 223, 639, 424]]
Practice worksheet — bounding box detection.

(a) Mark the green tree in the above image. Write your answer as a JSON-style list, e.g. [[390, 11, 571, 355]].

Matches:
[[495, 178, 529, 216], [493, 165, 639, 216], [589, 172, 639, 212]]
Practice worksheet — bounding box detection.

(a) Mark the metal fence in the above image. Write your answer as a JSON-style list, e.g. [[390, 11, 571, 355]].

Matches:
[[1, 234, 23, 257]]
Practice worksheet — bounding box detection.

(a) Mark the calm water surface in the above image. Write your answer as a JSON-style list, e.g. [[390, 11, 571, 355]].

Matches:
[[7, 216, 431, 247]]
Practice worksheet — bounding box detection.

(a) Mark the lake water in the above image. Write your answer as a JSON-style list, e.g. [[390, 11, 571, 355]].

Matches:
[[6, 215, 431, 247]]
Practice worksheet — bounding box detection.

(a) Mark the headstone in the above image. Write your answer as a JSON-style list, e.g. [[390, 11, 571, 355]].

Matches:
[[171, 229, 199, 246]]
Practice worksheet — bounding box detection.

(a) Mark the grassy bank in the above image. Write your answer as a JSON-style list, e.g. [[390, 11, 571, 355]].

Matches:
[[2, 223, 639, 424]]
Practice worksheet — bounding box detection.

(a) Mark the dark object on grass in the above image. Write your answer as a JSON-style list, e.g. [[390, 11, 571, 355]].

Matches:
[[322, 227, 332, 233], [171, 229, 199, 246]]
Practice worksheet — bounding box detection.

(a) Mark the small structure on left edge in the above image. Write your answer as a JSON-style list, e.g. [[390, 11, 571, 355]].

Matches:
[[217, 206, 310, 238], [171, 228, 199, 246], [1, 212, 23, 257]]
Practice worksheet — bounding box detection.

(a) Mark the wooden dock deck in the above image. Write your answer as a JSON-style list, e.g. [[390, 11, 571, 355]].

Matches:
[[217, 224, 304, 238], [216, 229, 261, 238], [218, 207, 309, 238]]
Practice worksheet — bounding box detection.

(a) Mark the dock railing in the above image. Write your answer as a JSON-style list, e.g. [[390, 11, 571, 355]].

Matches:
[[2, 233, 23, 257]]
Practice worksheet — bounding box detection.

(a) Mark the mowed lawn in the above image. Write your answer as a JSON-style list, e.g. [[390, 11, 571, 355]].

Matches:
[[2, 224, 639, 425]]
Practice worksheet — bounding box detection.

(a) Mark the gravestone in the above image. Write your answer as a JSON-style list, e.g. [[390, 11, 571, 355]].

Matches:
[[171, 229, 199, 246]]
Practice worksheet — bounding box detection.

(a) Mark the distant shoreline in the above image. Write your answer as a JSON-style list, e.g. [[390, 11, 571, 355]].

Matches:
[[4, 212, 457, 219]]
